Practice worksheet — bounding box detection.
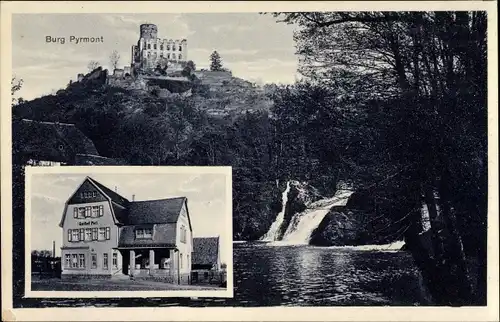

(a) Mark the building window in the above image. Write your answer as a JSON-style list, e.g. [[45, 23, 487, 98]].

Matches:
[[172, 45, 176, 51], [180, 225, 186, 243], [135, 228, 152, 239], [91, 206, 99, 218], [72, 230, 79, 242], [71, 254, 78, 268], [180, 254, 183, 269], [99, 227, 106, 241], [77, 207, 85, 219], [91, 253, 97, 269], [112, 252, 118, 268], [92, 228, 98, 240], [105, 227, 111, 240], [65, 254, 71, 268], [85, 228, 92, 241], [103, 253, 108, 269], [79, 254, 85, 268], [85, 206, 91, 217]]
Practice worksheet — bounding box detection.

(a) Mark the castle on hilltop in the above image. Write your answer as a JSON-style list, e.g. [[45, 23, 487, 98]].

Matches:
[[131, 24, 188, 73]]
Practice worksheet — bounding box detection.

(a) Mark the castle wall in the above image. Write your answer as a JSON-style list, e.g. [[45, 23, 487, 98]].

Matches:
[[132, 24, 188, 71]]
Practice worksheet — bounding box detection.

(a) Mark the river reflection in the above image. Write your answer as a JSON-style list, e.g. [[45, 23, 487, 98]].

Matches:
[[232, 243, 428, 306], [36, 242, 429, 307]]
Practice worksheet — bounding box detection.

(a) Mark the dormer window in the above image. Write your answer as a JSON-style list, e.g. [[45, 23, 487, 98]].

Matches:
[[135, 228, 153, 239]]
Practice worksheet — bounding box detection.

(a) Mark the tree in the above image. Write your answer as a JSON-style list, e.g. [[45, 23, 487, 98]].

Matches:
[[210, 51, 223, 71], [11, 76, 23, 106], [87, 60, 100, 72], [270, 11, 487, 305], [186, 60, 196, 71], [109, 50, 121, 70]]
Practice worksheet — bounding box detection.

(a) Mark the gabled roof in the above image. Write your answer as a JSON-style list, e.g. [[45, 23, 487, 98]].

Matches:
[[87, 177, 129, 207], [14, 119, 98, 162], [118, 224, 176, 248], [125, 197, 186, 225], [192, 237, 219, 266]]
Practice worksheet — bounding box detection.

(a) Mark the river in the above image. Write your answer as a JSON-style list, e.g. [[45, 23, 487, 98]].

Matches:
[[35, 242, 429, 307]]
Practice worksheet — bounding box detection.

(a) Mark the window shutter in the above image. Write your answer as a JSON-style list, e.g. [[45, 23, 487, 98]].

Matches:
[[79, 228, 84, 241], [105, 227, 110, 240], [68, 229, 72, 242], [99, 205, 104, 217], [73, 208, 77, 218]]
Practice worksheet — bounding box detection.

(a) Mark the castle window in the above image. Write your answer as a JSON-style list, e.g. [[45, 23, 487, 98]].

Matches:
[[105, 227, 111, 240], [167, 45, 170, 50], [178, 54, 182, 60], [179, 45, 182, 51], [147, 44, 151, 49], [172, 54, 176, 60], [160, 53, 163, 58], [154, 44, 157, 50], [167, 54, 170, 59], [160, 45, 163, 50], [172, 46, 176, 51]]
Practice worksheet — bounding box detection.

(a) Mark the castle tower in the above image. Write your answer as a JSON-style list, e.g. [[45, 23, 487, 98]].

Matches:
[[140, 24, 158, 40], [131, 23, 188, 73]]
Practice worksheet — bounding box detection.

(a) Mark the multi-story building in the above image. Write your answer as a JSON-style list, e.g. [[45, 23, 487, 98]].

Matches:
[[131, 23, 188, 72], [59, 176, 193, 284]]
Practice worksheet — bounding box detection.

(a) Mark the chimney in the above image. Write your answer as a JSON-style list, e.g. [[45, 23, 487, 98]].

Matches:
[[132, 194, 135, 201], [52, 241, 56, 258]]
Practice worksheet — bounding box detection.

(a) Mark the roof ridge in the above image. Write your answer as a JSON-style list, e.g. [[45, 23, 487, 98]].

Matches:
[[86, 176, 130, 203], [130, 196, 186, 203]]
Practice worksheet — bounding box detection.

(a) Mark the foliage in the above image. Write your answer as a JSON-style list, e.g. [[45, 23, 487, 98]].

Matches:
[[109, 50, 121, 70], [87, 60, 100, 72], [271, 11, 487, 305], [209, 51, 223, 71], [11, 76, 24, 106]]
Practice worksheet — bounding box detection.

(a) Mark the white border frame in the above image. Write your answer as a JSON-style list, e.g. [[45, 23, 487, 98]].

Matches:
[[1, 1, 498, 321], [24, 166, 234, 299]]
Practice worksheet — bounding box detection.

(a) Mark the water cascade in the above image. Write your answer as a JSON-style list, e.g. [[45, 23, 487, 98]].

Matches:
[[280, 189, 354, 245], [260, 181, 292, 241]]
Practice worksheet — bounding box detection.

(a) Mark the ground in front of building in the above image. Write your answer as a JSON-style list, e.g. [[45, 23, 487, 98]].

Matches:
[[31, 277, 225, 291]]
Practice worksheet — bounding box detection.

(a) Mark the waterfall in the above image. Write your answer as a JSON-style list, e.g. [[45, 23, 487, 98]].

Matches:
[[261, 181, 292, 241], [280, 189, 354, 244]]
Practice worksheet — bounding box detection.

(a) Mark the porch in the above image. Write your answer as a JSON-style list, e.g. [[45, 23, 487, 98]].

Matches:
[[118, 247, 180, 283]]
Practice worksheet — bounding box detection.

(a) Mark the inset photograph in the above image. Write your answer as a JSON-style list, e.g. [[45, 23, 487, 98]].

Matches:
[[25, 166, 232, 298]]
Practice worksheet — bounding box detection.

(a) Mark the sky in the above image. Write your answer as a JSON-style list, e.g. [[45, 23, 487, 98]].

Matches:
[[30, 172, 230, 261], [12, 13, 299, 100]]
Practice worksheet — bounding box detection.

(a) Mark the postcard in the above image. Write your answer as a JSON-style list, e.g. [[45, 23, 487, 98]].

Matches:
[[1, 1, 498, 322]]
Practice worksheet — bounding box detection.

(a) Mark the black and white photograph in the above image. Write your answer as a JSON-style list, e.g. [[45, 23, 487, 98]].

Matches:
[[25, 166, 232, 298], [1, 1, 498, 322]]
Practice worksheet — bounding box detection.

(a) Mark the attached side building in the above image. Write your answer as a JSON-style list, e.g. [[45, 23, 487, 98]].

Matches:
[[59, 177, 193, 283]]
